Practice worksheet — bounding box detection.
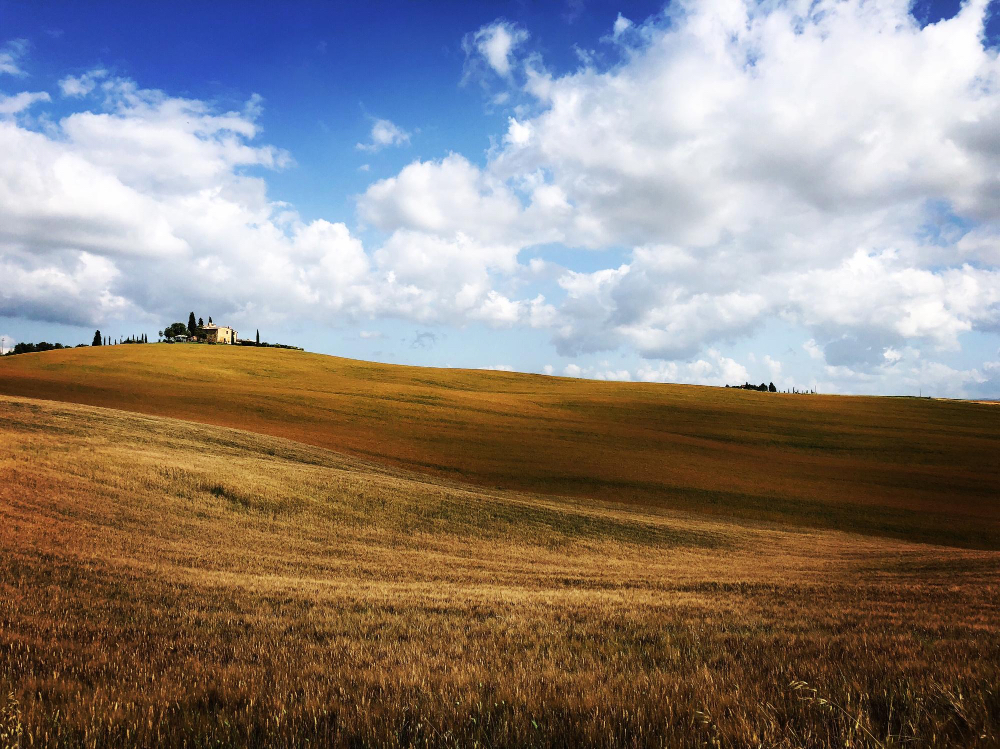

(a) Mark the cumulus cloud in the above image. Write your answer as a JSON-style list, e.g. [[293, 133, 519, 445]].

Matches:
[[612, 13, 633, 39], [0, 79, 376, 327], [404, 2, 998, 381], [59, 68, 108, 97], [637, 349, 750, 387], [0, 90, 50, 116], [462, 20, 529, 79], [810, 345, 1000, 399], [356, 117, 410, 152], [557, 349, 752, 386]]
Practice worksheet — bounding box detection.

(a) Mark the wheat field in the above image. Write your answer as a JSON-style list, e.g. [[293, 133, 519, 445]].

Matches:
[[2, 394, 998, 747], [0, 345, 998, 549]]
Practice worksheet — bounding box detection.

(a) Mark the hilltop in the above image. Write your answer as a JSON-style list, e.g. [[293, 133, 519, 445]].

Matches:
[[0, 344, 997, 548]]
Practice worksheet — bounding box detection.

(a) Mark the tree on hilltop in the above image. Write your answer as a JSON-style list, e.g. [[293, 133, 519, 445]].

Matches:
[[188, 312, 197, 337], [768, 382, 777, 392], [92, 330, 102, 346], [164, 322, 188, 339], [198, 317, 204, 327], [256, 329, 260, 346]]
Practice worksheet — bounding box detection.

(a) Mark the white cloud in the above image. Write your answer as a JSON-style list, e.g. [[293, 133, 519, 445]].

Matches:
[[58, 68, 108, 97], [360, 154, 522, 243], [352, 2, 998, 374], [0, 80, 381, 327], [356, 117, 411, 152], [803, 339, 824, 360], [0, 90, 50, 116], [813, 346, 1000, 399], [469, 290, 521, 327], [0, 39, 28, 77], [486, 1, 1000, 362], [556, 349, 754, 386], [637, 349, 749, 387], [359, 330, 384, 339], [503, 117, 532, 147], [481, 364, 514, 371], [463, 20, 529, 79], [612, 13, 633, 39]]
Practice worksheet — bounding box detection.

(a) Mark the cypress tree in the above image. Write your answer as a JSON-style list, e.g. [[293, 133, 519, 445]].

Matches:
[[92, 330, 102, 346], [256, 329, 260, 346], [188, 312, 197, 337]]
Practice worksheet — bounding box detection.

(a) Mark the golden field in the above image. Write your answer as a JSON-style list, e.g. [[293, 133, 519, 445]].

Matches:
[[0, 344, 997, 548], [1, 394, 999, 747], [1, 346, 999, 746]]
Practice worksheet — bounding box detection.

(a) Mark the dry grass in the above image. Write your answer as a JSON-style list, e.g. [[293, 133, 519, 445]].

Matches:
[[2, 395, 998, 747], [0, 345, 998, 548]]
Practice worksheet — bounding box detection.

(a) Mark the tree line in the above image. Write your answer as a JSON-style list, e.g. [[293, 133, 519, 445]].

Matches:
[[727, 381, 778, 392], [2, 330, 149, 356], [91, 330, 148, 346], [725, 381, 817, 394]]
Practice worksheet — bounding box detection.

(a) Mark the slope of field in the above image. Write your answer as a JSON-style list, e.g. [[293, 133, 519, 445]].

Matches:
[[2, 395, 998, 747], [1, 345, 998, 549]]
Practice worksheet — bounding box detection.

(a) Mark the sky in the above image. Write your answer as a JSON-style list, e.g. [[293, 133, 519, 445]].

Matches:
[[1, 0, 999, 397]]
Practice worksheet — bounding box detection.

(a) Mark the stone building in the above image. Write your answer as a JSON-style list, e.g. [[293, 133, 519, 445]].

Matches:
[[201, 323, 237, 344]]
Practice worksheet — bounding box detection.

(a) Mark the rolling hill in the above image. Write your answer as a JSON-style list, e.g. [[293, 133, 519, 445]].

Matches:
[[1, 343, 998, 548], [2, 395, 999, 746]]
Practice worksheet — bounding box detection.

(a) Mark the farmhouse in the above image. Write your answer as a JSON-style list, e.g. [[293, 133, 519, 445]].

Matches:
[[201, 323, 237, 344]]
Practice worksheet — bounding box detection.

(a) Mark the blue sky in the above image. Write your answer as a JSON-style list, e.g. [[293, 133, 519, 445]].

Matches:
[[2, 0, 999, 396]]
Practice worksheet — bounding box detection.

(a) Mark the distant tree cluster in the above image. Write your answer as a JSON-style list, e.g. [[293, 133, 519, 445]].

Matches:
[[4, 341, 68, 356], [727, 381, 777, 392], [91, 329, 149, 346], [162, 322, 189, 339], [3, 329, 152, 356], [725, 381, 817, 394], [236, 340, 303, 350]]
